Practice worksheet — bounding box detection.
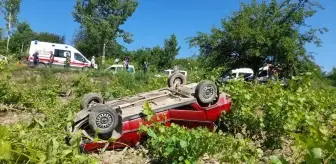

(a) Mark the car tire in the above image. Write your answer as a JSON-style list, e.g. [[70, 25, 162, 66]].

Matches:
[[80, 93, 104, 110], [82, 67, 89, 71], [88, 104, 119, 138], [167, 72, 187, 88], [38, 63, 47, 68], [195, 80, 219, 107]]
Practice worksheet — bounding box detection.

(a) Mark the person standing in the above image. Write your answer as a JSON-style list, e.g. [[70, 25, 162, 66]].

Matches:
[[124, 57, 129, 70], [64, 52, 70, 68], [91, 56, 96, 68], [49, 51, 54, 67], [32, 51, 39, 67], [143, 61, 148, 74]]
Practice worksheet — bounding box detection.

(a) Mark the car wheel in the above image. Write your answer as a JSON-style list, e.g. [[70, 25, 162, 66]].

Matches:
[[195, 80, 219, 107], [82, 67, 89, 71], [88, 104, 119, 138], [167, 72, 187, 88], [38, 63, 47, 68], [80, 93, 104, 110]]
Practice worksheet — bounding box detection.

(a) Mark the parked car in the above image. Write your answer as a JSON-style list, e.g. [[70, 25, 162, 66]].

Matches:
[[220, 68, 254, 83], [104, 64, 135, 74], [65, 72, 232, 153], [155, 69, 187, 78], [0, 55, 7, 62], [27, 40, 98, 69]]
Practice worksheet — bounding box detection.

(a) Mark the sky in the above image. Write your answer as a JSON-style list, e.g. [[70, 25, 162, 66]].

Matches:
[[0, 0, 335, 72]]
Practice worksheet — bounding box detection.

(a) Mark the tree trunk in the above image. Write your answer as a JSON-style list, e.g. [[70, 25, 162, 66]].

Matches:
[[102, 42, 106, 65], [6, 12, 12, 53], [21, 43, 24, 53]]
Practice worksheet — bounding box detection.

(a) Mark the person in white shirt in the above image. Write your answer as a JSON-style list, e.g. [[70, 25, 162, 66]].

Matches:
[[91, 56, 95, 68]]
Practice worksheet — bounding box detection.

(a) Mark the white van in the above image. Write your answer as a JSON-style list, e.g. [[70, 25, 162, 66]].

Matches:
[[104, 64, 135, 74], [155, 69, 188, 78], [221, 68, 254, 82], [28, 40, 97, 69]]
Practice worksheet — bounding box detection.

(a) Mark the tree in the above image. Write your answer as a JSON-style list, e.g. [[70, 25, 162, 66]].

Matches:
[[0, 27, 3, 38], [188, 0, 327, 78], [73, 27, 126, 58], [73, 0, 138, 65], [9, 22, 34, 53], [34, 32, 65, 44], [160, 34, 180, 70], [327, 67, 336, 86], [0, 0, 22, 53]]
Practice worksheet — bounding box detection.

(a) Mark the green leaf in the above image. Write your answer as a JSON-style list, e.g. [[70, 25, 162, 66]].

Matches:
[[311, 148, 322, 159], [178, 156, 184, 161], [0, 126, 10, 139], [184, 159, 191, 164], [0, 140, 11, 160], [147, 129, 157, 139], [318, 126, 328, 135], [331, 114, 336, 120], [180, 140, 187, 148], [270, 155, 282, 164], [61, 150, 72, 158]]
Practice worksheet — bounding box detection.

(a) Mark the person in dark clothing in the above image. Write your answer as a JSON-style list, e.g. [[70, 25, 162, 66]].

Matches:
[[33, 51, 39, 67], [49, 51, 54, 67], [64, 53, 70, 68], [143, 61, 148, 74]]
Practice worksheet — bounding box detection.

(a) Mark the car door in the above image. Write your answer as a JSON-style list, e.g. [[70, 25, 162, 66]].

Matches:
[[168, 106, 211, 129], [53, 49, 70, 68], [73, 53, 88, 68]]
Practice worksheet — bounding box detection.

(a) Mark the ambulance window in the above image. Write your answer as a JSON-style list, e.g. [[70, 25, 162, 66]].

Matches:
[[258, 70, 268, 77], [54, 49, 71, 58], [74, 53, 87, 62]]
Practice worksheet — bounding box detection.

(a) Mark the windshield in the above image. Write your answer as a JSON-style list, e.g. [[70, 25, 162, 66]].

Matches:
[[127, 67, 134, 73], [164, 70, 171, 75]]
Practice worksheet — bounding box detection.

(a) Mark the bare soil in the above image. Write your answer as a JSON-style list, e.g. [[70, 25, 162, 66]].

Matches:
[[91, 147, 150, 164], [89, 146, 221, 164], [0, 111, 44, 125], [0, 104, 44, 125]]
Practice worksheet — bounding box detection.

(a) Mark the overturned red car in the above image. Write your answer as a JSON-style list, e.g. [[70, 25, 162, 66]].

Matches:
[[65, 72, 232, 153]]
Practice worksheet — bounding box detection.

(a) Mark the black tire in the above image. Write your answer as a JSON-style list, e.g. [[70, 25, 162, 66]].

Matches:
[[195, 80, 219, 107], [82, 67, 89, 71], [167, 72, 187, 88], [80, 93, 104, 110], [88, 104, 119, 136], [37, 63, 47, 68]]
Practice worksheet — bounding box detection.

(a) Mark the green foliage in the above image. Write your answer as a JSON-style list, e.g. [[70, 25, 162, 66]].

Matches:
[[188, 0, 327, 77], [327, 67, 336, 86], [0, 0, 22, 52], [127, 34, 181, 71], [73, 0, 138, 64], [34, 32, 65, 44], [1, 59, 336, 163], [9, 21, 34, 54], [220, 73, 336, 163], [139, 102, 261, 164]]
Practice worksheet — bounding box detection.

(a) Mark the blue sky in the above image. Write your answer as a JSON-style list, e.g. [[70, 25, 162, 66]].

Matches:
[[1, 0, 335, 72]]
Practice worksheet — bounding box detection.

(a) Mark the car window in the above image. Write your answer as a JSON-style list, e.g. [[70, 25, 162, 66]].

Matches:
[[54, 49, 71, 58], [109, 67, 116, 71], [74, 53, 87, 63], [164, 71, 171, 75], [243, 73, 252, 78], [258, 70, 268, 77], [128, 67, 134, 73], [116, 67, 123, 72]]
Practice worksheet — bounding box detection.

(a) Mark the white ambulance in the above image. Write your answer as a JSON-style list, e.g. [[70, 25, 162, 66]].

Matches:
[[28, 40, 97, 69]]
